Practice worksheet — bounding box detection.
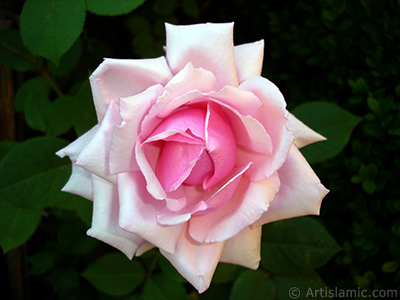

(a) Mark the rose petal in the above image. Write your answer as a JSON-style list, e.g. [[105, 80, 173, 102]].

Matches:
[[220, 225, 262, 269], [118, 171, 184, 253], [209, 85, 262, 116], [136, 141, 166, 200], [204, 102, 237, 189], [140, 62, 216, 139], [189, 173, 280, 243], [76, 101, 121, 184], [184, 149, 214, 185], [90, 57, 173, 122], [56, 125, 99, 161], [109, 84, 165, 175], [147, 108, 206, 141], [156, 142, 205, 192], [160, 225, 225, 293], [253, 145, 329, 227], [157, 163, 251, 226], [61, 164, 93, 200], [56, 126, 99, 200], [287, 113, 326, 148], [165, 23, 238, 89], [234, 40, 264, 83], [87, 175, 147, 259], [239, 76, 293, 177]]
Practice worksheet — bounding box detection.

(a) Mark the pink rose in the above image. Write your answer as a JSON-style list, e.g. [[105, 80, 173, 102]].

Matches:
[[57, 23, 328, 293]]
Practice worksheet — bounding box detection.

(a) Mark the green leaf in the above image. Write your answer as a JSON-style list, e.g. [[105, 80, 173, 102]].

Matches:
[[0, 198, 42, 252], [57, 220, 97, 255], [20, 0, 86, 64], [291, 102, 362, 163], [0, 29, 35, 72], [272, 272, 328, 299], [182, 0, 200, 18], [14, 77, 51, 112], [230, 269, 275, 300], [143, 273, 189, 300], [261, 217, 340, 275], [47, 267, 82, 299], [212, 262, 246, 283], [82, 252, 145, 296], [382, 261, 399, 273], [45, 96, 75, 136], [48, 38, 83, 78], [71, 81, 97, 136], [231, 269, 328, 300], [86, 0, 146, 16], [0, 141, 18, 162], [0, 137, 71, 209], [159, 255, 187, 283], [27, 250, 57, 275]]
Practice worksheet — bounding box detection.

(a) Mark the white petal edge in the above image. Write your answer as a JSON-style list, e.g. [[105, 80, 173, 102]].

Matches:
[[287, 113, 326, 148]]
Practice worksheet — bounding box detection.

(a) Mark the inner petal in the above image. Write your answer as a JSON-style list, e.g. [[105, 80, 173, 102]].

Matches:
[[184, 149, 214, 186], [204, 102, 237, 190], [156, 141, 205, 192]]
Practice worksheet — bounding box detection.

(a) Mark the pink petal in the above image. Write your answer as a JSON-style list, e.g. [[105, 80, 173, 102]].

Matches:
[[160, 225, 225, 293], [287, 113, 326, 148], [234, 40, 264, 83], [239, 76, 293, 177], [147, 108, 207, 141], [165, 23, 238, 90], [140, 62, 216, 139], [156, 142, 205, 192], [189, 173, 280, 243], [220, 225, 262, 269], [225, 109, 273, 155], [204, 103, 237, 189], [136, 141, 166, 200], [117, 171, 184, 253], [253, 145, 329, 227], [184, 150, 214, 185], [56, 125, 99, 161], [56, 126, 98, 200], [209, 85, 262, 116], [157, 163, 251, 226], [90, 57, 173, 122], [109, 84, 165, 175], [87, 175, 147, 259], [76, 101, 121, 184], [61, 164, 93, 200]]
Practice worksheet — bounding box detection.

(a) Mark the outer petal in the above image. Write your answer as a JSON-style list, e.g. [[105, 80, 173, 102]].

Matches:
[[160, 226, 225, 293], [117, 171, 184, 254], [90, 57, 173, 122], [61, 164, 93, 200], [109, 84, 165, 175], [76, 101, 121, 184], [239, 76, 293, 178], [287, 113, 326, 148], [165, 23, 238, 90], [253, 145, 329, 227], [87, 175, 146, 259], [56, 125, 99, 161], [56, 125, 99, 199], [189, 173, 280, 243], [234, 40, 264, 83], [220, 225, 262, 269]]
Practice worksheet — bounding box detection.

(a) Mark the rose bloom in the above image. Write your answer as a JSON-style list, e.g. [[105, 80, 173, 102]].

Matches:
[[57, 23, 328, 293]]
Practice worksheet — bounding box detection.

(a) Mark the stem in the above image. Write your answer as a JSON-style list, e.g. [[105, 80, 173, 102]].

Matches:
[[0, 41, 64, 98]]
